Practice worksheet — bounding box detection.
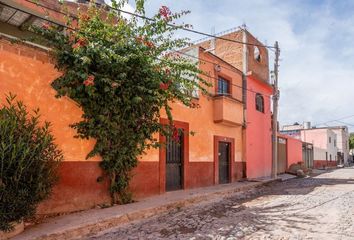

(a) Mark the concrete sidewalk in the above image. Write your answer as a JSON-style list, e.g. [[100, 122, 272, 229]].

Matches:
[[14, 179, 278, 240]]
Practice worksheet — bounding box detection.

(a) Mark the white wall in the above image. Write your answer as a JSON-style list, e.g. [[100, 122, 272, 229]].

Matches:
[[331, 127, 349, 164], [300, 129, 338, 162]]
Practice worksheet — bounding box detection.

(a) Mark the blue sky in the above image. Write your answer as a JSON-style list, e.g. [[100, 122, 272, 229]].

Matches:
[[119, 0, 354, 130]]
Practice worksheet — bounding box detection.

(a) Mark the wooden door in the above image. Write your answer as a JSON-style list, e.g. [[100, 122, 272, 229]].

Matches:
[[277, 137, 287, 174], [218, 142, 230, 184]]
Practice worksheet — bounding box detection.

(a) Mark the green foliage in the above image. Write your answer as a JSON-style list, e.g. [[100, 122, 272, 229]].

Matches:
[[349, 133, 354, 150], [0, 93, 62, 232], [34, 0, 209, 203]]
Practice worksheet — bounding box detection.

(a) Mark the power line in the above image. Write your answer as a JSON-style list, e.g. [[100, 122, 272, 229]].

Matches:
[[23, 0, 276, 49], [19, 0, 275, 87], [0, 1, 76, 31], [333, 120, 354, 127], [315, 114, 354, 128], [16, 0, 272, 75], [2, 0, 272, 97]]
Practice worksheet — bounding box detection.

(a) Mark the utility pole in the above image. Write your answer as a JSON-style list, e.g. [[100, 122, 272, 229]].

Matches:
[[271, 41, 280, 179]]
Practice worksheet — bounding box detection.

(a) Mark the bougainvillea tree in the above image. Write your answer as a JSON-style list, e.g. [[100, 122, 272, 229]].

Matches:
[[34, 0, 209, 203]]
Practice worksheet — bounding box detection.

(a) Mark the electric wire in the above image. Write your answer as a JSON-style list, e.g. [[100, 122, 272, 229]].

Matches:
[[0, 0, 273, 98], [314, 114, 354, 128], [22, 0, 276, 49]]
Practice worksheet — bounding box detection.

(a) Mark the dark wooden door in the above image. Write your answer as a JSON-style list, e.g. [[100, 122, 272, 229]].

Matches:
[[166, 130, 183, 191], [277, 137, 287, 174], [219, 142, 230, 184]]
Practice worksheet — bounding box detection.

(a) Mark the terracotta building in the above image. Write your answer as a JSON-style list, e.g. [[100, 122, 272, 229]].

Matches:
[[196, 29, 273, 179], [0, 0, 283, 215], [0, 0, 249, 214], [281, 122, 345, 168]]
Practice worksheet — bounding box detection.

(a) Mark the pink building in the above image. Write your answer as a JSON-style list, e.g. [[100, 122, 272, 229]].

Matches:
[[197, 28, 273, 179], [246, 73, 272, 178], [281, 122, 340, 168], [301, 129, 338, 168]]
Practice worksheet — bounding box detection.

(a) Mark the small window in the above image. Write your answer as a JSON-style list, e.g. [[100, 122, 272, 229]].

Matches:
[[254, 46, 261, 62], [326, 152, 328, 160], [329, 137, 331, 143], [217, 77, 230, 95], [255, 93, 264, 113], [334, 139, 336, 147], [330, 154, 332, 161]]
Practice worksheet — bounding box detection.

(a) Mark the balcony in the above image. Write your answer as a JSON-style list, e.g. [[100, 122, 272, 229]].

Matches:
[[213, 95, 243, 127]]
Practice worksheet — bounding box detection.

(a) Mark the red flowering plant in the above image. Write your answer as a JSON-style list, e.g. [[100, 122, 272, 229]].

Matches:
[[34, 0, 209, 204]]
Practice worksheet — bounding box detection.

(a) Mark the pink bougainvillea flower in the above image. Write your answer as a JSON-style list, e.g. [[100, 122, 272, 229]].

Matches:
[[42, 23, 50, 29], [144, 40, 155, 48], [80, 13, 90, 22], [68, 34, 76, 44], [160, 80, 172, 90], [77, 37, 87, 46], [159, 6, 171, 20], [172, 127, 179, 142], [111, 82, 119, 88], [72, 37, 87, 49], [159, 82, 169, 90], [72, 42, 80, 49], [83, 75, 95, 86]]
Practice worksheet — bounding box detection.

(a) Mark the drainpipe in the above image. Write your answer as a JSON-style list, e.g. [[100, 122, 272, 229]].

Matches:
[[241, 26, 248, 177]]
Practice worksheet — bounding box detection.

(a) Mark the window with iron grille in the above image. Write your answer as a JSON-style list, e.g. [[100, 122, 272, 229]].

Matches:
[[217, 77, 230, 95], [255, 93, 264, 113]]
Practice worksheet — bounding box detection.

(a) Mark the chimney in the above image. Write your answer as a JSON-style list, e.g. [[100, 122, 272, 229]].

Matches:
[[303, 122, 311, 129]]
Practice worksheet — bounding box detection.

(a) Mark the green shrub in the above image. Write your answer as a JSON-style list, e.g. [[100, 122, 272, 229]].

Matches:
[[0, 94, 63, 232]]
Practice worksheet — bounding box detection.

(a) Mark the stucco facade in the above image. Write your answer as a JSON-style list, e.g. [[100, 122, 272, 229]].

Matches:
[[281, 122, 349, 168], [329, 127, 349, 164], [301, 129, 338, 168], [197, 29, 273, 178], [0, 1, 273, 214], [0, 35, 246, 213]]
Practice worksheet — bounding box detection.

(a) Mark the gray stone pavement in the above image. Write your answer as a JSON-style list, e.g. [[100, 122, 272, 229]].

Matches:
[[14, 178, 276, 240], [87, 168, 354, 240]]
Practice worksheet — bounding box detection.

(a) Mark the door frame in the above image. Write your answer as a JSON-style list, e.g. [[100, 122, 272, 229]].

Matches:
[[159, 119, 189, 193], [214, 136, 235, 184], [277, 137, 288, 174]]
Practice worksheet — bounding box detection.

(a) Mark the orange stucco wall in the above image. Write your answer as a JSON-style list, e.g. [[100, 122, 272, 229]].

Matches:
[[0, 38, 245, 213], [141, 48, 244, 164], [152, 48, 243, 163], [246, 75, 272, 178], [0, 37, 111, 214], [0, 38, 99, 162]]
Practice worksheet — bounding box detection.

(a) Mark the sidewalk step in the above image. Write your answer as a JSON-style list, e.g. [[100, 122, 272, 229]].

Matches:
[[14, 180, 273, 240]]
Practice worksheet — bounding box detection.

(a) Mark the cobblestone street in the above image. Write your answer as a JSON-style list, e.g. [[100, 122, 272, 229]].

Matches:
[[87, 168, 354, 240]]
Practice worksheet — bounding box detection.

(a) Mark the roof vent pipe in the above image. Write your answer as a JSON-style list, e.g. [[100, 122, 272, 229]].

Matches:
[[304, 121, 311, 129]]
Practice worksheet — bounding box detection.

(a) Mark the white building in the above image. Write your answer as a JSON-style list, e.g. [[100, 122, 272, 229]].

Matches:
[[327, 126, 350, 164], [281, 122, 349, 167], [301, 128, 338, 163]]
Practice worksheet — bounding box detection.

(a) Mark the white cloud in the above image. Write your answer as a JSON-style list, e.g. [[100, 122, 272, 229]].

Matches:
[[104, 0, 135, 19], [142, 0, 354, 131]]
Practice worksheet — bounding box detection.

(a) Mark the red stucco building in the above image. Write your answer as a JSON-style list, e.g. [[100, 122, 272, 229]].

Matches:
[[196, 29, 273, 179], [0, 0, 303, 216]]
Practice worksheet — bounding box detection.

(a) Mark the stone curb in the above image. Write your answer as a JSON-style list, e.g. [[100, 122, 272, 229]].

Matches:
[[15, 180, 278, 240]]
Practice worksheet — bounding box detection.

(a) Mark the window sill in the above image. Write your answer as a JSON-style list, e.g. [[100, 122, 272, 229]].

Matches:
[[213, 94, 243, 104]]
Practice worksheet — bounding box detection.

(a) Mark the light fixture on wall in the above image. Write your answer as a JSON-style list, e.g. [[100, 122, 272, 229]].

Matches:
[[214, 64, 221, 72]]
